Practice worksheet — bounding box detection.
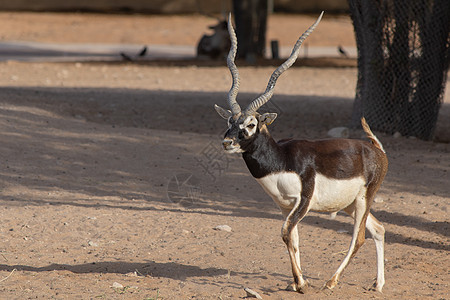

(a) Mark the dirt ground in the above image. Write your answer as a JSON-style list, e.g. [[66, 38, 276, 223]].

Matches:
[[0, 12, 449, 300]]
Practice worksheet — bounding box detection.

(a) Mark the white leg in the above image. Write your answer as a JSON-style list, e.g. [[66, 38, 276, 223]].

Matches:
[[366, 213, 385, 292], [286, 224, 309, 291], [291, 224, 301, 274], [325, 194, 368, 290], [281, 209, 302, 271], [281, 208, 308, 292], [336, 204, 385, 292]]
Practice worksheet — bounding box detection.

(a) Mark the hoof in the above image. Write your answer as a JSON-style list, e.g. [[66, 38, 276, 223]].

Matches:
[[286, 280, 309, 294], [322, 279, 337, 291], [368, 281, 383, 293]]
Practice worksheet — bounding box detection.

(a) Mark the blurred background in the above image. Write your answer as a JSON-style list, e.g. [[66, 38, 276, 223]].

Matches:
[[0, 0, 347, 14], [1, 0, 447, 141], [0, 0, 356, 62]]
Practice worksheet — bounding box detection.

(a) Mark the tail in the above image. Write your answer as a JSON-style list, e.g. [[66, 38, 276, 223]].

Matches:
[[361, 117, 386, 153]]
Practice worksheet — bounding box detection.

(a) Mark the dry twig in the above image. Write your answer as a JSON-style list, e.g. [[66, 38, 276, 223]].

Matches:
[[0, 268, 17, 283]]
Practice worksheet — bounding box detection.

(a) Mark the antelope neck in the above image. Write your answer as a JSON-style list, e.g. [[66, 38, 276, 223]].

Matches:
[[242, 129, 285, 179]]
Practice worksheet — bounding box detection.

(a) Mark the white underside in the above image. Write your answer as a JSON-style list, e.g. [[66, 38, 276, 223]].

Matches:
[[256, 172, 366, 213]]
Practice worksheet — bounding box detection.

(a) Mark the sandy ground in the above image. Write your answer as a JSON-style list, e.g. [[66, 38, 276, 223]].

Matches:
[[0, 12, 449, 300], [0, 12, 355, 48]]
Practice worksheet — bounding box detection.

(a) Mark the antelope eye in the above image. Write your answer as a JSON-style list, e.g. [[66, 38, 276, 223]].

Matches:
[[247, 123, 256, 129]]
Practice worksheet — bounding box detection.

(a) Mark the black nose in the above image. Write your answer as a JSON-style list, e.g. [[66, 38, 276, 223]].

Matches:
[[222, 139, 232, 149]]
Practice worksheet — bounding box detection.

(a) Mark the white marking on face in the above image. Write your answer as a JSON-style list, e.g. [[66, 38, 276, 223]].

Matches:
[[239, 116, 258, 137]]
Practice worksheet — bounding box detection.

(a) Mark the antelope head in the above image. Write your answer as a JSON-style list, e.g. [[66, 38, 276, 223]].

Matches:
[[215, 12, 323, 153]]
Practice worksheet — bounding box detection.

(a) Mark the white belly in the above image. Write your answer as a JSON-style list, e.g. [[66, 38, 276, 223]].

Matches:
[[255, 172, 365, 213], [309, 174, 366, 212]]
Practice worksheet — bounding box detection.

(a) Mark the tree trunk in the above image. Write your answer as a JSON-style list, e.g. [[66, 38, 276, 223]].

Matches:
[[410, 0, 450, 139], [232, 0, 268, 63], [348, 0, 449, 140]]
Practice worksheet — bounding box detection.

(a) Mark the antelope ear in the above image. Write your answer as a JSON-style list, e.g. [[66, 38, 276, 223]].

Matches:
[[259, 112, 277, 126], [214, 104, 232, 120]]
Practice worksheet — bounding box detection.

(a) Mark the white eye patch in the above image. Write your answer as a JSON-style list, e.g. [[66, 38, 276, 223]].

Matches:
[[239, 116, 258, 137]]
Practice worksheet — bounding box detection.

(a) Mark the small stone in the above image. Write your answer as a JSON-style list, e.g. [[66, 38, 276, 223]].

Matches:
[[111, 282, 124, 289], [337, 229, 349, 234], [244, 287, 263, 299], [327, 127, 349, 138], [213, 225, 232, 232], [393, 132, 402, 138], [374, 197, 384, 203], [88, 241, 98, 247]]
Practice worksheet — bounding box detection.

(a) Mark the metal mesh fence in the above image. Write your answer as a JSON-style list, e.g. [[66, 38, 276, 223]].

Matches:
[[348, 0, 450, 140]]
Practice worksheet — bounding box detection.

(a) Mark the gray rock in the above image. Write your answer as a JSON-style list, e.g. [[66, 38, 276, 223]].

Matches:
[[213, 225, 232, 232], [111, 282, 124, 289]]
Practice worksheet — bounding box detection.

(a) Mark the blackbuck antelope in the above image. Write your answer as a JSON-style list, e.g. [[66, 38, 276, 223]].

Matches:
[[214, 12, 388, 293]]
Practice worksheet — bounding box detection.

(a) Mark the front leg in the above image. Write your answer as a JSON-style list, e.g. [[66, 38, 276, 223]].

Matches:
[[281, 175, 314, 293], [284, 224, 309, 293]]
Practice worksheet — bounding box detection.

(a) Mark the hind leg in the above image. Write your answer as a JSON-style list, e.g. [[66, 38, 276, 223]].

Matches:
[[330, 200, 384, 292], [324, 194, 370, 290], [366, 213, 385, 292]]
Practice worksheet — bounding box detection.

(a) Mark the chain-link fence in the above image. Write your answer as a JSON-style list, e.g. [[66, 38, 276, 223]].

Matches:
[[348, 0, 450, 140]]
